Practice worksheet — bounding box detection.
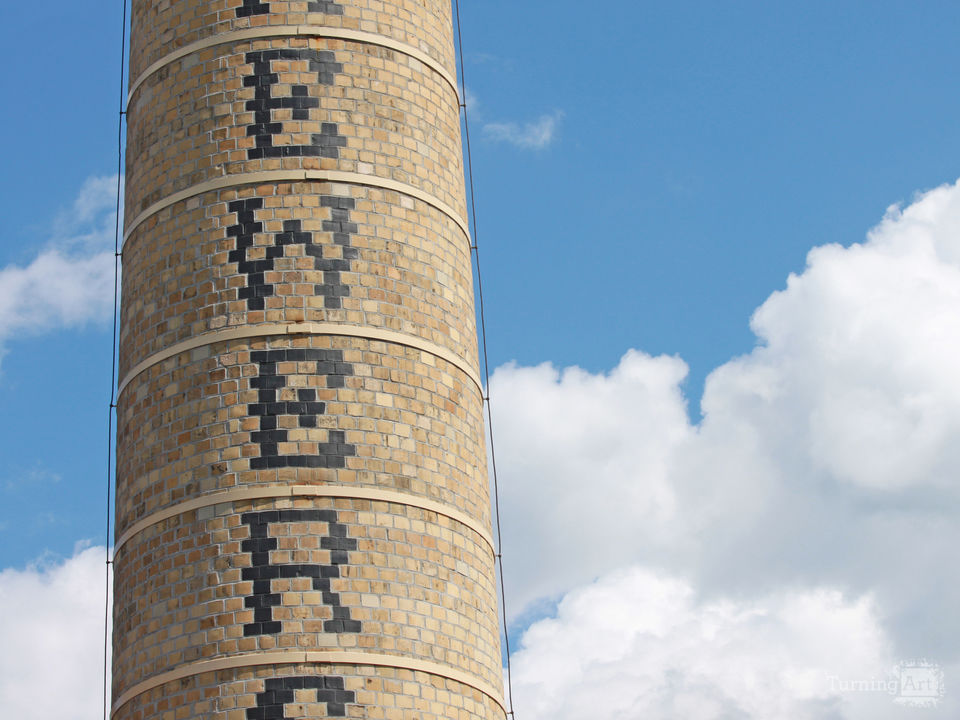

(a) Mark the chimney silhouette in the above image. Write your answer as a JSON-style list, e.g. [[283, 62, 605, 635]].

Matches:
[[112, 2, 504, 718]]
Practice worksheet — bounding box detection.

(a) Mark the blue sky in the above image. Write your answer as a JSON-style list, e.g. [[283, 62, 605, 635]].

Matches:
[[3, 1, 960, 718], [461, 0, 960, 381]]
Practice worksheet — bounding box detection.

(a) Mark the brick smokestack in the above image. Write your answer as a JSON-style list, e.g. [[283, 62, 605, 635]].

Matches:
[[112, 2, 504, 718]]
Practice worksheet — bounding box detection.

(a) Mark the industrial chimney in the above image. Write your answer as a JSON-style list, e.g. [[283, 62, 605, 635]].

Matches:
[[112, 1, 504, 718]]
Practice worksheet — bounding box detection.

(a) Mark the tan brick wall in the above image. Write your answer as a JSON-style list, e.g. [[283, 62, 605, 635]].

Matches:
[[125, 37, 464, 224], [119, 183, 477, 380], [130, 0, 456, 84], [116, 335, 490, 537], [112, 496, 501, 697], [114, 663, 502, 720], [115, 1, 504, 718]]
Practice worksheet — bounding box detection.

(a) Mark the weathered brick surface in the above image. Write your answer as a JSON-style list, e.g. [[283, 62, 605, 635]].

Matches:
[[116, 1, 503, 718], [120, 183, 476, 379], [129, 0, 456, 83], [114, 663, 502, 720], [112, 498, 500, 695], [125, 37, 464, 225], [116, 336, 489, 535]]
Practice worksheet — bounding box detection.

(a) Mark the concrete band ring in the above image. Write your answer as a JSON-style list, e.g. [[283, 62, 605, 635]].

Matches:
[[116, 322, 484, 398], [127, 25, 461, 107], [121, 171, 472, 253], [113, 484, 496, 556], [111, 650, 507, 718]]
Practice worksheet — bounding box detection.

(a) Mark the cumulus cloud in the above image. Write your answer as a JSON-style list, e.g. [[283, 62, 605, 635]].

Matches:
[[0, 175, 118, 363], [511, 567, 897, 720], [494, 179, 960, 717], [717, 188, 960, 495], [0, 545, 108, 720], [491, 352, 692, 611], [483, 111, 563, 149]]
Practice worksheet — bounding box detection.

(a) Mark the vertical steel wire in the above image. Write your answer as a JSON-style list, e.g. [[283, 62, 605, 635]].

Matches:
[[104, 0, 128, 717], [453, 1, 517, 715]]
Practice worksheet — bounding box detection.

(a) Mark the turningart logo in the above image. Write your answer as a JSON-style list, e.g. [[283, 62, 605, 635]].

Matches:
[[827, 659, 945, 709], [893, 660, 946, 709]]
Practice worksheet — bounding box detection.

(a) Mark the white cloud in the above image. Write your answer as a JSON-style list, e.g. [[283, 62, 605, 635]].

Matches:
[[59, 174, 119, 236], [0, 175, 118, 363], [0, 545, 108, 720], [483, 111, 563, 149], [0, 249, 115, 338], [511, 567, 897, 720], [739, 188, 960, 492], [494, 179, 960, 716], [491, 352, 692, 612]]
